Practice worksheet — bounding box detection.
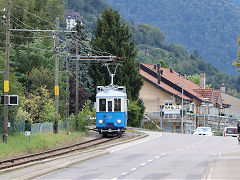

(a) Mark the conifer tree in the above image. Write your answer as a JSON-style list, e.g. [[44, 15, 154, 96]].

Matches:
[[233, 35, 240, 72], [90, 8, 143, 100]]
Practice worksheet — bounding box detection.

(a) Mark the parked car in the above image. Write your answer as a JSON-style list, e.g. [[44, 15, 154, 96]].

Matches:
[[223, 127, 237, 137], [193, 127, 213, 136]]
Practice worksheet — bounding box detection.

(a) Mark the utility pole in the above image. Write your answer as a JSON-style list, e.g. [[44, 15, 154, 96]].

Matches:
[[66, 54, 70, 130], [2, 0, 11, 143], [75, 42, 79, 115], [53, 18, 59, 134], [181, 75, 184, 134]]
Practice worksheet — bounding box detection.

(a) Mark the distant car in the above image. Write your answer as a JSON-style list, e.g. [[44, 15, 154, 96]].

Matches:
[[193, 127, 213, 136], [224, 127, 237, 137]]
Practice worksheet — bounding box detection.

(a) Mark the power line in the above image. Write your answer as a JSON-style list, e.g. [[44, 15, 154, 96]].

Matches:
[[17, 44, 53, 52], [11, 14, 36, 30], [12, 3, 66, 31], [0, 31, 51, 39]]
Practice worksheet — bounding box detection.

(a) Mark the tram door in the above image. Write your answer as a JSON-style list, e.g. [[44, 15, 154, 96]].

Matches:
[[106, 98, 114, 127]]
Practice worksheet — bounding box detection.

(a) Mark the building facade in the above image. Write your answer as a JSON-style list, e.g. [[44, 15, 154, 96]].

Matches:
[[139, 63, 238, 133]]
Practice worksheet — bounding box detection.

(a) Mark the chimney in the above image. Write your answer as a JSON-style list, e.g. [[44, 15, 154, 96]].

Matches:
[[157, 64, 161, 84], [160, 69, 163, 75], [220, 83, 226, 93], [200, 73, 206, 89], [170, 68, 173, 73], [154, 64, 157, 69]]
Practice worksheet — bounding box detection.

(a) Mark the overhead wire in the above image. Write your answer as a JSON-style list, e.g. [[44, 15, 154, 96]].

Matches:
[[0, 31, 51, 39], [12, 3, 66, 31]]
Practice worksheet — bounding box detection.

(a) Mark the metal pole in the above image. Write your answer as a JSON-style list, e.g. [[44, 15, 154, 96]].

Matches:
[[75, 42, 79, 115], [181, 76, 184, 134], [204, 101, 206, 127], [66, 55, 70, 130], [53, 18, 59, 134], [2, 0, 11, 143]]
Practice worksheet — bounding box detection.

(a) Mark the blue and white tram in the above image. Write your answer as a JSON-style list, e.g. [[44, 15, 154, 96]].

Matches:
[[96, 85, 127, 135]]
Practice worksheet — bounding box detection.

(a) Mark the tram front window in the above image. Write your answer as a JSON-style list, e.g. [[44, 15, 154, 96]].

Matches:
[[99, 99, 106, 112], [114, 98, 121, 112]]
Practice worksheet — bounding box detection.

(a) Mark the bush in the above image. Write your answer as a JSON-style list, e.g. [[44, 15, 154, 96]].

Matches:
[[145, 121, 159, 131], [128, 100, 143, 127], [69, 100, 94, 131]]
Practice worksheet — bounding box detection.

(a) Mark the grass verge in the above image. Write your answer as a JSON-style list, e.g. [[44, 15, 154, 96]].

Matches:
[[0, 130, 87, 160]]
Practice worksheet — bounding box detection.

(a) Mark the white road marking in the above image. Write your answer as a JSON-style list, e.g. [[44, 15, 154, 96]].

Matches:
[[177, 148, 182, 151], [131, 168, 136, 171], [148, 159, 153, 162], [121, 172, 127, 176], [140, 163, 146, 166], [155, 156, 160, 159], [185, 146, 189, 149], [108, 133, 162, 153], [161, 153, 166, 156], [111, 178, 118, 180]]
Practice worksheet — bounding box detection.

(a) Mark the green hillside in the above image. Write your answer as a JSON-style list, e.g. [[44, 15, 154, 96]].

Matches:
[[131, 24, 240, 97], [105, 0, 240, 76], [64, 0, 240, 97]]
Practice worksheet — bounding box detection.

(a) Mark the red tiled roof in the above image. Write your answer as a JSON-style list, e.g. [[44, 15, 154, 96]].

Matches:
[[140, 63, 206, 101], [140, 69, 191, 100], [193, 89, 213, 102]]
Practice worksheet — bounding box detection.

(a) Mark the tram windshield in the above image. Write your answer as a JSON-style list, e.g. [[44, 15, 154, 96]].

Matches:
[[114, 98, 121, 112], [99, 99, 106, 112]]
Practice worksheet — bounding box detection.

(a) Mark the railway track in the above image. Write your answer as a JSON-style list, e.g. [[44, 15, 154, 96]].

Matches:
[[0, 136, 120, 170]]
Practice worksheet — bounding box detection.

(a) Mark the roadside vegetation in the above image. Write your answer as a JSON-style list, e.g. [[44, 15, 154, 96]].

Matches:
[[0, 131, 86, 160]]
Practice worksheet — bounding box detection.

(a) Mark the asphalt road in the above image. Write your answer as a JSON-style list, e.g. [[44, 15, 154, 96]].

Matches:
[[35, 131, 240, 180]]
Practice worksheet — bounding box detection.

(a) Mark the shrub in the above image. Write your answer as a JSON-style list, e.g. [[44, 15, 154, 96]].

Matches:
[[69, 100, 94, 131]]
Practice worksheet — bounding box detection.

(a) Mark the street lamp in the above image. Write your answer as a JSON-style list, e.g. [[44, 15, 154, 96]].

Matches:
[[178, 74, 185, 134]]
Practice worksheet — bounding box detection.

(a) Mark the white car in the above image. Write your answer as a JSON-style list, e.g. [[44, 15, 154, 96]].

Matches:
[[224, 127, 237, 137], [193, 127, 213, 136]]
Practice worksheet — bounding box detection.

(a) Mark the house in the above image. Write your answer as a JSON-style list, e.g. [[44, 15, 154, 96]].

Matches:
[[139, 63, 235, 133], [65, 9, 83, 30], [219, 83, 240, 119]]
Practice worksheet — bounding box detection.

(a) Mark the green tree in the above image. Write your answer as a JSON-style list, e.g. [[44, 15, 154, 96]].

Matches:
[[90, 8, 143, 100], [233, 35, 240, 72], [11, 39, 54, 91], [23, 86, 55, 123], [187, 74, 200, 86], [0, 0, 65, 46], [158, 59, 168, 68], [66, 20, 94, 114]]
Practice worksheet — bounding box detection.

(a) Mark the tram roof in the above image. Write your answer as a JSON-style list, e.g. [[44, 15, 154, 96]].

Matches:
[[96, 88, 127, 98]]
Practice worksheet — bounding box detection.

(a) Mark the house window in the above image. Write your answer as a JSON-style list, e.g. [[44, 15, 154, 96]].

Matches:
[[99, 99, 106, 112]]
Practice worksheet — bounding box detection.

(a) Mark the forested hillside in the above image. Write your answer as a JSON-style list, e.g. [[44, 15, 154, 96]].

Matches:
[[105, 0, 240, 76], [64, 0, 240, 97], [131, 24, 240, 97]]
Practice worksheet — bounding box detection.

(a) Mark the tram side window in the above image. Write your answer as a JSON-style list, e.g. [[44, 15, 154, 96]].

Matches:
[[99, 99, 106, 112], [114, 99, 121, 112]]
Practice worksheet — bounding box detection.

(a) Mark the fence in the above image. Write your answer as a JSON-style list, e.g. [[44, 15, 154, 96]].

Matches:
[[31, 122, 64, 134], [0, 118, 65, 135]]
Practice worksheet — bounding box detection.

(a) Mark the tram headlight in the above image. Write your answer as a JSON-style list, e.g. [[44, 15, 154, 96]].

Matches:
[[117, 119, 121, 124], [99, 120, 103, 124]]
